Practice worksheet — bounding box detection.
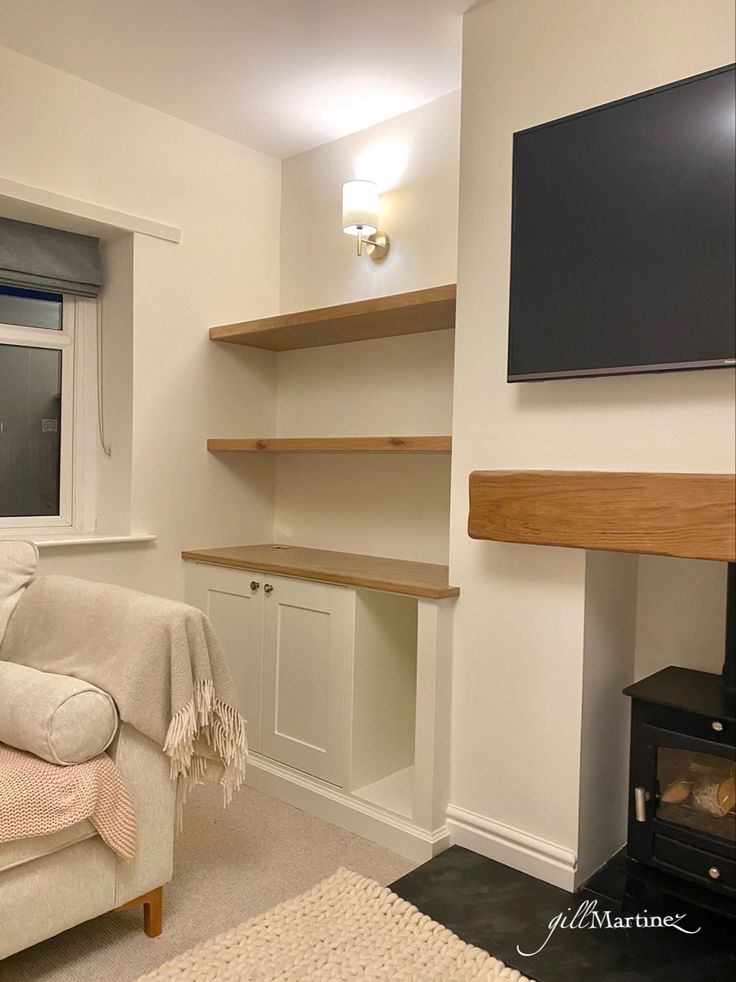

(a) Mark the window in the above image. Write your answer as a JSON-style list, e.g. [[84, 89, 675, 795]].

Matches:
[[0, 283, 96, 533]]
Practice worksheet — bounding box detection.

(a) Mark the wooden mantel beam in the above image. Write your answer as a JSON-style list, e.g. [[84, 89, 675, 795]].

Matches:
[[468, 471, 736, 562]]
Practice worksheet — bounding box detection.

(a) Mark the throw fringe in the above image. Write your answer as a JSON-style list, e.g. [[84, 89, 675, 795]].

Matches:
[[163, 678, 248, 831]]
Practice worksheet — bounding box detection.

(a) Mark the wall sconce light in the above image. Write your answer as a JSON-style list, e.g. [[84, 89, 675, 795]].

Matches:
[[342, 180, 390, 261]]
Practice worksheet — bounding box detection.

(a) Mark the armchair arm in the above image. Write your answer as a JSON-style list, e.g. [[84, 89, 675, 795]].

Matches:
[[109, 724, 176, 906]]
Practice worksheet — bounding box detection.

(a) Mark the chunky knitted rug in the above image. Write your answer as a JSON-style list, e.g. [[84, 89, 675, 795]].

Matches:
[[136, 868, 531, 982]]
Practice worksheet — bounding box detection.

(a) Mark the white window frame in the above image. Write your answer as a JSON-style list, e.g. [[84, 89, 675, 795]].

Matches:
[[0, 293, 97, 535]]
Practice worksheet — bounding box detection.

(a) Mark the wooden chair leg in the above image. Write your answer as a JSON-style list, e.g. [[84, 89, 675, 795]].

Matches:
[[143, 886, 163, 938], [115, 885, 164, 938]]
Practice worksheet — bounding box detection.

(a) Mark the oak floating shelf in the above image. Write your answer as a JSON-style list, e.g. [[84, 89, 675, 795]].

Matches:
[[181, 544, 460, 599], [208, 436, 452, 454], [468, 470, 736, 562], [209, 284, 456, 351]]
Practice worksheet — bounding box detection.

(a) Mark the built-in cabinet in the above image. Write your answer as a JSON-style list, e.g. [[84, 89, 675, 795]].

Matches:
[[185, 552, 456, 861], [260, 575, 350, 786], [189, 565, 263, 739], [188, 564, 350, 786]]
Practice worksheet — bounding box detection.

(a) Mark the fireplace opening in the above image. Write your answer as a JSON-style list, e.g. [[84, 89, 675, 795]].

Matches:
[[622, 562, 735, 903]]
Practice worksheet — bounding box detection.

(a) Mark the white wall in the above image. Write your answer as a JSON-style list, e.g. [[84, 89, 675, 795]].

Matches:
[[280, 91, 460, 312], [95, 233, 134, 538], [635, 556, 729, 679], [578, 552, 638, 884], [449, 0, 735, 886], [0, 46, 282, 598], [274, 93, 460, 563]]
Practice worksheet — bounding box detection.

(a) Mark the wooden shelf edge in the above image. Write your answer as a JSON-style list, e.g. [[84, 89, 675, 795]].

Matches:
[[207, 436, 452, 454], [468, 470, 736, 562], [181, 544, 460, 599], [209, 284, 456, 351]]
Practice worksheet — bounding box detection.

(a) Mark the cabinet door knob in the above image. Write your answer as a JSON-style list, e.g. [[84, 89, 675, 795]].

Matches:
[[711, 720, 724, 732], [250, 581, 260, 592], [708, 866, 721, 880], [264, 583, 274, 595]]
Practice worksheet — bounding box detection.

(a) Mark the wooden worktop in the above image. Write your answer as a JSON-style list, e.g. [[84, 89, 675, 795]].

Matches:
[[181, 544, 459, 599]]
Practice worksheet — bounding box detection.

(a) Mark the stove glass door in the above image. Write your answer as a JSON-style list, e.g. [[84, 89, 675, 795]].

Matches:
[[657, 747, 736, 842]]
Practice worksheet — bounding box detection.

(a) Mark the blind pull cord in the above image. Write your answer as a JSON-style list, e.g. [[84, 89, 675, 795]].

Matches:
[[96, 295, 112, 457]]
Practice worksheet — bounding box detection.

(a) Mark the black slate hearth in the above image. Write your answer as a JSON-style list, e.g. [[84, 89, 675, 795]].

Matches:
[[390, 846, 735, 982]]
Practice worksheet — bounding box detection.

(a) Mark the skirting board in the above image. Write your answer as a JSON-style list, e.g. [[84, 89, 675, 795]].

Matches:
[[247, 753, 450, 863], [446, 803, 577, 892]]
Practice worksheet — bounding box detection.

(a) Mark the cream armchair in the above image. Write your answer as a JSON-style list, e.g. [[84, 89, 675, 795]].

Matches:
[[0, 543, 177, 960], [0, 724, 176, 959]]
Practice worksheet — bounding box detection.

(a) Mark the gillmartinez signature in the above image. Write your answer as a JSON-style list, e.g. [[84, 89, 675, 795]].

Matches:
[[516, 898, 701, 957]]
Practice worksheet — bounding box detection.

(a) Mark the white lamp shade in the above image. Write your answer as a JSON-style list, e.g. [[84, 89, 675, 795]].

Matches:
[[342, 180, 379, 236]]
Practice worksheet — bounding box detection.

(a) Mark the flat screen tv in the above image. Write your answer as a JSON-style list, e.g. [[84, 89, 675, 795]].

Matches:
[[508, 65, 736, 381]]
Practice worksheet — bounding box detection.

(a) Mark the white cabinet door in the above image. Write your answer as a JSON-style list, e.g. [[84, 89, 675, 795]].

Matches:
[[260, 574, 351, 787], [187, 564, 264, 752]]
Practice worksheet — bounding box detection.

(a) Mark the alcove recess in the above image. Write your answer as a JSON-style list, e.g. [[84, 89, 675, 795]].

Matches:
[[208, 283, 456, 555], [190, 287, 458, 842]]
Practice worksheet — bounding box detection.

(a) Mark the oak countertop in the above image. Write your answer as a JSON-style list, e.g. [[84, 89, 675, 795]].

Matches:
[[182, 544, 459, 600]]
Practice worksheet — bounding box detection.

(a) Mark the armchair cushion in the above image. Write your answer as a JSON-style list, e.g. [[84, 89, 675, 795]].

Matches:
[[0, 540, 37, 645], [0, 819, 96, 874], [0, 661, 118, 764]]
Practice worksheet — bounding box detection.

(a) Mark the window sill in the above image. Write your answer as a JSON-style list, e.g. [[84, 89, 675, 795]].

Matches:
[[33, 533, 157, 548]]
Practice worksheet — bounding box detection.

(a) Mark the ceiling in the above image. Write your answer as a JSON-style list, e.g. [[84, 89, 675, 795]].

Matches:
[[0, 0, 469, 159]]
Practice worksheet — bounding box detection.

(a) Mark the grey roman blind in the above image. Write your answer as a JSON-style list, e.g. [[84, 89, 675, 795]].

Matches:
[[0, 217, 102, 296]]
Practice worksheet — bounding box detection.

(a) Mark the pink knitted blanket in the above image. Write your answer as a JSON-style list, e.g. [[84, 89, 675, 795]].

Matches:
[[0, 743, 136, 861]]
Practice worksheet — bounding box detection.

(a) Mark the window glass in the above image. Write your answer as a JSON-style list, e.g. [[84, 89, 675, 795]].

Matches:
[[0, 345, 62, 517], [0, 284, 63, 331]]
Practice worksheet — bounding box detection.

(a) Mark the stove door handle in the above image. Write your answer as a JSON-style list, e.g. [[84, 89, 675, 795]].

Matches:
[[634, 786, 650, 822]]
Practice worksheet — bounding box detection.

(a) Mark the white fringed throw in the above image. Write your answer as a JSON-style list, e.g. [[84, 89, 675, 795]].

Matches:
[[164, 678, 248, 827], [0, 574, 247, 826]]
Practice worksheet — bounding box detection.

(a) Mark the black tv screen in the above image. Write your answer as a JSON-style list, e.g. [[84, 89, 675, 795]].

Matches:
[[508, 65, 736, 381]]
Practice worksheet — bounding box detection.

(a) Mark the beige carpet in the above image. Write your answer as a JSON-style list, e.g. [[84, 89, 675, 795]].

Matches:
[[136, 868, 530, 982], [0, 786, 415, 981]]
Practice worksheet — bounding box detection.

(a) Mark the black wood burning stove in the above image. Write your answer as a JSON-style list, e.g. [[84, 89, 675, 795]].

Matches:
[[623, 564, 735, 901]]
